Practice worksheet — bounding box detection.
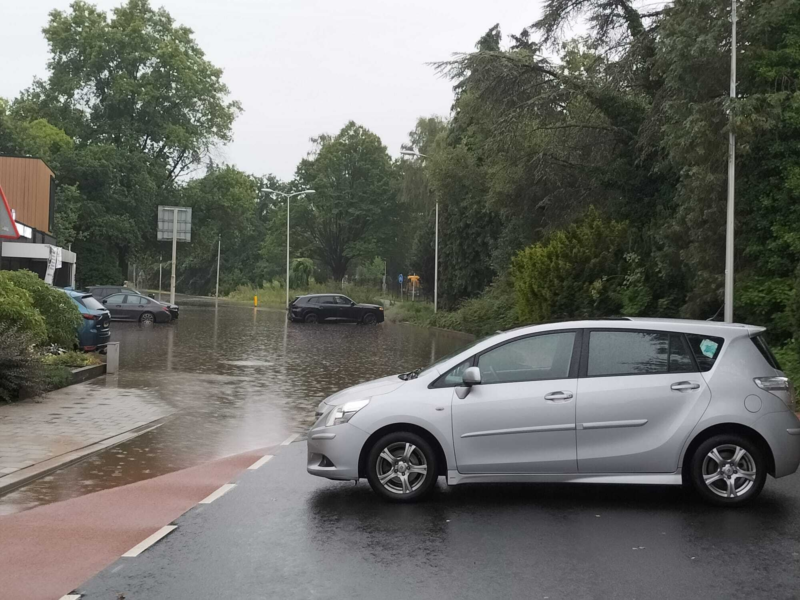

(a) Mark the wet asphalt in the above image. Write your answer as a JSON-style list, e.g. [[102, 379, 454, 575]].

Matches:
[[78, 441, 800, 600]]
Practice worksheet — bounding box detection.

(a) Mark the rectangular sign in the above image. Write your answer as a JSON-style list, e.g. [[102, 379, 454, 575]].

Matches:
[[157, 206, 192, 242]]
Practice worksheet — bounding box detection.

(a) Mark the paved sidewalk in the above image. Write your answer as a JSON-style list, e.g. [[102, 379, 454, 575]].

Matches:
[[0, 380, 172, 485]]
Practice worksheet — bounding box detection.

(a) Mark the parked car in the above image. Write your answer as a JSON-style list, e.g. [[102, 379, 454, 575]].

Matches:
[[289, 294, 384, 324], [60, 288, 111, 351], [307, 317, 800, 506], [88, 286, 179, 319], [100, 292, 172, 324]]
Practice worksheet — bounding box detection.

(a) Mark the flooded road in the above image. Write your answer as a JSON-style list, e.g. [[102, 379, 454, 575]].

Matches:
[[0, 299, 472, 514]]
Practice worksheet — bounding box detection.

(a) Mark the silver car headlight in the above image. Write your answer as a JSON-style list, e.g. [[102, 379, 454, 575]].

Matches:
[[325, 399, 370, 427]]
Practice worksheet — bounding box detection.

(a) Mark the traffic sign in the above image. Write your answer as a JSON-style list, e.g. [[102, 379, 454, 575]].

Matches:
[[398, 274, 403, 284], [0, 184, 19, 240]]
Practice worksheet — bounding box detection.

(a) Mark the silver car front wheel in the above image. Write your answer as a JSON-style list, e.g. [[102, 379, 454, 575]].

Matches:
[[366, 432, 437, 502]]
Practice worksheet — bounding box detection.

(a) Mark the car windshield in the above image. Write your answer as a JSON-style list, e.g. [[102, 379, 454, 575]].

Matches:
[[79, 295, 105, 311]]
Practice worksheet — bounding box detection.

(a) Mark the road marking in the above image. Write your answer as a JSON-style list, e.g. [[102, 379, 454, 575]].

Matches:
[[199, 483, 236, 504], [248, 455, 274, 470], [59, 595, 82, 600], [281, 433, 300, 446], [122, 525, 177, 557]]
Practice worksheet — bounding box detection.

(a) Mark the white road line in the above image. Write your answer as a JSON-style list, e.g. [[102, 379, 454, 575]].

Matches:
[[122, 525, 177, 558], [198, 483, 236, 504], [281, 433, 300, 446], [59, 595, 81, 600], [248, 455, 274, 470]]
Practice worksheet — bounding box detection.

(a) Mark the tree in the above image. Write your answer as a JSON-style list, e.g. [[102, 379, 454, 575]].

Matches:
[[292, 122, 399, 280]]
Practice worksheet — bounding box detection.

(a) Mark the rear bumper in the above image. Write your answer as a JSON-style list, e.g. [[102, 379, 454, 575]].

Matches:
[[307, 423, 369, 481], [757, 410, 800, 478]]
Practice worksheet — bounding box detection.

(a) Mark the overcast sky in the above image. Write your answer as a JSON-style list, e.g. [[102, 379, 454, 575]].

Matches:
[[3, 0, 540, 180]]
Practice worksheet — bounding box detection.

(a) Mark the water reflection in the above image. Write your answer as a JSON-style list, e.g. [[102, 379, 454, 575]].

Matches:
[[0, 300, 472, 514]]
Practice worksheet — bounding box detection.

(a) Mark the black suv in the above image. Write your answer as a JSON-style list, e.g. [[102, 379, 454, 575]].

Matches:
[[289, 294, 384, 324], [87, 286, 179, 320]]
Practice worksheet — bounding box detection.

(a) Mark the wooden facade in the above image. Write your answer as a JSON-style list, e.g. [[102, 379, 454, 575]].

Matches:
[[0, 156, 55, 235]]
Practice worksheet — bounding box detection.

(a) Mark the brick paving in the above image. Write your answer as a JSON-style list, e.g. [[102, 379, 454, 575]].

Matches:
[[0, 381, 172, 480]]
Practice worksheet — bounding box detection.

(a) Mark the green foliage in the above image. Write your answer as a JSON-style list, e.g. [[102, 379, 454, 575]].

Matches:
[[511, 209, 634, 323], [0, 273, 47, 345], [0, 325, 46, 402], [4, 270, 82, 348]]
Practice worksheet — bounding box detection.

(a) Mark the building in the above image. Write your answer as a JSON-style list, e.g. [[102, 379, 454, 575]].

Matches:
[[0, 155, 76, 286]]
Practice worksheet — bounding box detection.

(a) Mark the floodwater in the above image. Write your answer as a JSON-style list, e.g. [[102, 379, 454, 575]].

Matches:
[[0, 298, 472, 514]]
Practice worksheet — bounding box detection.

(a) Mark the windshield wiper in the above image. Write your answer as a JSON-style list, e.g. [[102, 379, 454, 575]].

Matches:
[[398, 367, 423, 381]]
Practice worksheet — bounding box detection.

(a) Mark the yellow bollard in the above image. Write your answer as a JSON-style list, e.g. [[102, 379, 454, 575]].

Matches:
[[254, 295, 258, 307]]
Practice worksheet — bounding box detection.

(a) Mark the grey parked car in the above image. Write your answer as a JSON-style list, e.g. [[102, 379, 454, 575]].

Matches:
[[308, 318, 800, 506], [101, 293, 172, 324]]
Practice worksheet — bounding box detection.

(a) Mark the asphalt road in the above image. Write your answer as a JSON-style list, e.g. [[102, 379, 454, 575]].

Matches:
[[78, 441, 800, 600]]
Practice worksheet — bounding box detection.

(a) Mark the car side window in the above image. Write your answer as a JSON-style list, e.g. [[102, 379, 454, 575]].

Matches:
[[587, 331, 670, 376], [669, 334, 696, 373], [686, 334, 725, 371], [105, 294, 125, 304], [477, 332, 576, 384], [125, 295, 145, 305], [433, 358, 473, 388], [336, 296, 352, 305]]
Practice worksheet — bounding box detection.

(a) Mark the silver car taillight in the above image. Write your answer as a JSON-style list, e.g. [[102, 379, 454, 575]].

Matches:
[[754, 376, 794, 406]]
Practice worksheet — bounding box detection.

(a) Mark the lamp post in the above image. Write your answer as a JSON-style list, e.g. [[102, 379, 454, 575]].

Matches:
[[400, 150, 437, 313], [262, 188, 316, 307], [724, 0, 737, 323]]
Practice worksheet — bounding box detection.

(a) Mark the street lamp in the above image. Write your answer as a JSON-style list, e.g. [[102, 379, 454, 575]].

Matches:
[[400, 149, 438, 314], [262, 187, 316, 307], [724, 0, 737, 323]]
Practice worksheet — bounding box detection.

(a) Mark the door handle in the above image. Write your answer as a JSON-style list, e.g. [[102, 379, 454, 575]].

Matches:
[[544, 391, 573, 402], [670, 381, 700, 392]]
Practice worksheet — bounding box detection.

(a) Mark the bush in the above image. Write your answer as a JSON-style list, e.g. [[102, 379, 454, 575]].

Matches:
[[4, 270, 82, 348], [0, 325, 46, 402], [0, 272, 47, 344]]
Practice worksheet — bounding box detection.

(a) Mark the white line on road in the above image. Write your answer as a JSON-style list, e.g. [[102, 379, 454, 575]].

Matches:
[[199, 483, 236, 504], [248, 455, 274, 470], [122, 525, 177, 558], [59, 595, 82, 600], [281, 433, 300, 446]]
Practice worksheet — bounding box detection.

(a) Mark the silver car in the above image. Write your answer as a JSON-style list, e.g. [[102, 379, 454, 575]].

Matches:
[[308, 318, 800, 505]]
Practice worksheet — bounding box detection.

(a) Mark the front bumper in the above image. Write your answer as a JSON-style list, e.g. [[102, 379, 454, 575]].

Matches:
[[307, 422, 370, 481]]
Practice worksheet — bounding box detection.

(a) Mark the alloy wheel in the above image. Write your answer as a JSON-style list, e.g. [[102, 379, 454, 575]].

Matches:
[[140, 313, 155, 324], [375, 442, 428, 495], [702, 444, 757, 499]]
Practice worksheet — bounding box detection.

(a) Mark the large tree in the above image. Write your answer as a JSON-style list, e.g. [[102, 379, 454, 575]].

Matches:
[[290, 122, 399, 280]]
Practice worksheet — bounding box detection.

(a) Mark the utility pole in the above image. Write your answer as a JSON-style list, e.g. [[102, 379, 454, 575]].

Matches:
[[170, 208, 178, 305], [158, 256, 162, 301], [724, 0, 737, 323], [400, 149, 438, 312], [261, 188, 316, 307], [215, 234, 221, 298]]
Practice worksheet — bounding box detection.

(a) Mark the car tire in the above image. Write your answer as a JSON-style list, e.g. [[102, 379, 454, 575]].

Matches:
[[139, 312, 155, 324], [362, 312, 377, 325], [366, 431, 438, 503], [304, 312, 319, 324], [689, 434, 767, 506]]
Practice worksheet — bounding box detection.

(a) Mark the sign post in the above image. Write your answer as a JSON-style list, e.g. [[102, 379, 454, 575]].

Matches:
[[398, 273, 404, 302], [157, 206, 192, 305]]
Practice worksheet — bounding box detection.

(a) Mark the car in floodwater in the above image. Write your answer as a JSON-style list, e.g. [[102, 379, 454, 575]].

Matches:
[[100, 292, 172, 324], [60, 288, 111, 352], [307, 317, 800, 506], [288, 294, 384, 324], [88, 285, 179, 320]]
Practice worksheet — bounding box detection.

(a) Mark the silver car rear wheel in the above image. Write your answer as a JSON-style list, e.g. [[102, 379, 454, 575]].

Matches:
[[376, 442, 428, 495], [701, 444, 757, 499]]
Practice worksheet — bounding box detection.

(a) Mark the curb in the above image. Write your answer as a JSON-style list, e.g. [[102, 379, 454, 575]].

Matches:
[[0, 416, 171, 497]]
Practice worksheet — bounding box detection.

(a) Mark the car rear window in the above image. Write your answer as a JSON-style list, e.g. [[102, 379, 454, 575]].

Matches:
[[79, 295, 105, 311], [751, 335, 782, 370], [685, 334, 725, 371]]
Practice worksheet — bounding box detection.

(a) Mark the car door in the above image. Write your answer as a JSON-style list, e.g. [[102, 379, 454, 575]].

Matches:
[[576, 329, 711, 473], [319, 296, 342, 321], [102, 293, 127, 320], [336, 296, 357, 321], [451, 330, 581, 474], [124, 294, 146, 320]]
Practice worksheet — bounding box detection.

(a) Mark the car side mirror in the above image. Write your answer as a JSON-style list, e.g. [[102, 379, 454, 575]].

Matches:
[[455, 367, 481, 399], [351, 301, 356, 306], [102, 300, 107, 304]]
